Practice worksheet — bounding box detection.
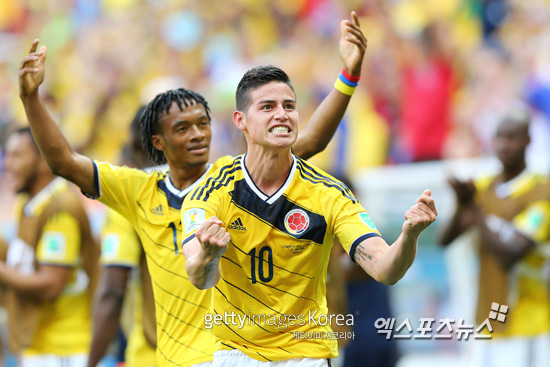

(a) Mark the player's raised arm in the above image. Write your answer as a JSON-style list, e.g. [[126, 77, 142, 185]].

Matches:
[[354, 190, 437, 285], [19, 39, 96, 196], [182, 216, 230, 289], [293, 11, 367, 159]]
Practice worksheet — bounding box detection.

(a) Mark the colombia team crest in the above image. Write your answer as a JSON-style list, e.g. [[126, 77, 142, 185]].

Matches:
[[284, 209, 310, 235]]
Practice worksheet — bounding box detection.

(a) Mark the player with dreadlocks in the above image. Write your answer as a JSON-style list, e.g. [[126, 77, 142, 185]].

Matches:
[[18, 11, 367, 367], [140, 89, 212, 166]]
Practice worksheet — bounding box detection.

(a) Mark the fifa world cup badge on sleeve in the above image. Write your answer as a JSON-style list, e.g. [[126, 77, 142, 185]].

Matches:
[[184, 208, 206, 235], [42, 231, 67, 259], [358, 212, 377, 230], [101, 234, 120, 259]]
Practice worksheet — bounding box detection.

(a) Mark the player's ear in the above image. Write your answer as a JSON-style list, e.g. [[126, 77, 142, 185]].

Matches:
[[233, 111, 247, 132], [151, 134, 165, 152]]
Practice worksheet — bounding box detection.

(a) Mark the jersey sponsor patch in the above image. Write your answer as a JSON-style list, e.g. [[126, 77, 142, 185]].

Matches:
[[284, 209, 310, 235], [184, 208, 205, 235], [359, 212, 377, 230], [42, 231, 67, 259], [101, 234, 120, 259]]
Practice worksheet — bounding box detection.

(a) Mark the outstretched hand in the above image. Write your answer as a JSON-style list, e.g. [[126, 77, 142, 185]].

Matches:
[[19, 39, 47, 98], [339, 11, 368, 77], [402, 189, 438, 237], [195, 216, 230, 262]]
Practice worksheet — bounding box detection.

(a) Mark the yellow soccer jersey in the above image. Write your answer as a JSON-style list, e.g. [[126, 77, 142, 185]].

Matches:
[[89, 157, 233, 366], [100, 209, 156, 367], [101, 209, 141, 267], [181, 154, 381, 361], [24, 180, 92, 355], [474, 171, 550, 338]]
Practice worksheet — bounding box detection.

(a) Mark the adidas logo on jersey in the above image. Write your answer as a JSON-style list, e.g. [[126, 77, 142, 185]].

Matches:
[[152, 205, 164, 216], [228, 217, 246, 231]]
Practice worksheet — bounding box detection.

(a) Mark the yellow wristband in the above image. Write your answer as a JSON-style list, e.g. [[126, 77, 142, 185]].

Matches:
[[334, 78, 356, 96]]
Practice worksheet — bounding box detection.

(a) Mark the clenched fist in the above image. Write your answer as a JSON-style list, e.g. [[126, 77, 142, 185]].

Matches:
[[195, 216, 231, 261], [402, 189, 438, 237]]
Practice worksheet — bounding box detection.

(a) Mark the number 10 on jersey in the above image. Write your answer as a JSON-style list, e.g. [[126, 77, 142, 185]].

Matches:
[[248, 246, 274, 283]]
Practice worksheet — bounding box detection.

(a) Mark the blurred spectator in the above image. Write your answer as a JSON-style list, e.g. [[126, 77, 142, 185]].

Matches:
[[393, 22, 456, 163], [446, 42, 517, 158]]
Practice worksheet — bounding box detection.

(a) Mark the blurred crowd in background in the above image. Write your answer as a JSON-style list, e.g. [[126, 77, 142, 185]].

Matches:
[[0, 0, 549, 176], [0, 0, 550, 365]]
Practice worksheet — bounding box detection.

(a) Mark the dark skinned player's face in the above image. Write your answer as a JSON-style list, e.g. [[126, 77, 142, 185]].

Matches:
[[493, 121, 530, 170], [153, 102, 212, 168]]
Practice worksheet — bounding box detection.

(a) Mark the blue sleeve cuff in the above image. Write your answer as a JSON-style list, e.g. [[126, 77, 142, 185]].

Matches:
[[348, 233, 381, 264], [181, 233, 196, 248], [81, 160, 100, 199]]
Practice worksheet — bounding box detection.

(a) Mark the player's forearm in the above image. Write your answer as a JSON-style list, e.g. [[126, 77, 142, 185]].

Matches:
[[479, 215, 535, 269], [88, 292, 124, 367], [185, 251, 222, 290], [20, 92, 97, 195], [0, 263, 61, 301], [292, 88, 351, 160], [358, 233, 417, 285], [439, 204, 475, 246], [20, 93, 77, 175]]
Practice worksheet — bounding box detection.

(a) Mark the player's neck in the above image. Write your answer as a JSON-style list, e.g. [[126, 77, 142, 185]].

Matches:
[[168, 163, 210, 191], [244, 147, 293, 196], [28, 174, 56, 198], [501, 161, 526, 183]]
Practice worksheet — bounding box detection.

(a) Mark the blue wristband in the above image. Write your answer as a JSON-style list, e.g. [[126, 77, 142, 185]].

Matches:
[[338, 73, 359, 87]]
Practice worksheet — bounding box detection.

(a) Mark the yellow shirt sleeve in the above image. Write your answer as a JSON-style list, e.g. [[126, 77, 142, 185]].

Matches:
[[94, 161, 149, 225], [36, 211, 80, 266], [181, 189, 221, 247], [331, 193, 382, 260], [100, 208, 141, 267], [179, 155, 236, 246]]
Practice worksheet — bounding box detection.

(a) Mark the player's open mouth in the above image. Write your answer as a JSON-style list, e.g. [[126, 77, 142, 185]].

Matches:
[[269, 126, 290, 133]]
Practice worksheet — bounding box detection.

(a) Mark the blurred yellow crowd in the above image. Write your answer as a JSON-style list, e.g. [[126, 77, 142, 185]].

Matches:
[[1, 0, 550, 175]]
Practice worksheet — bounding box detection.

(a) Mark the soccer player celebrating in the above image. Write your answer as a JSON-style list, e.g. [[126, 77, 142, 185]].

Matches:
[[19, 11, 367, 367], [181, 67, 438, 365]]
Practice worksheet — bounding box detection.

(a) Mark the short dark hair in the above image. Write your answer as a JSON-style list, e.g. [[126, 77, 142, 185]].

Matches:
[[235, 65, 295, 112], [140, 88, 211, 165]]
